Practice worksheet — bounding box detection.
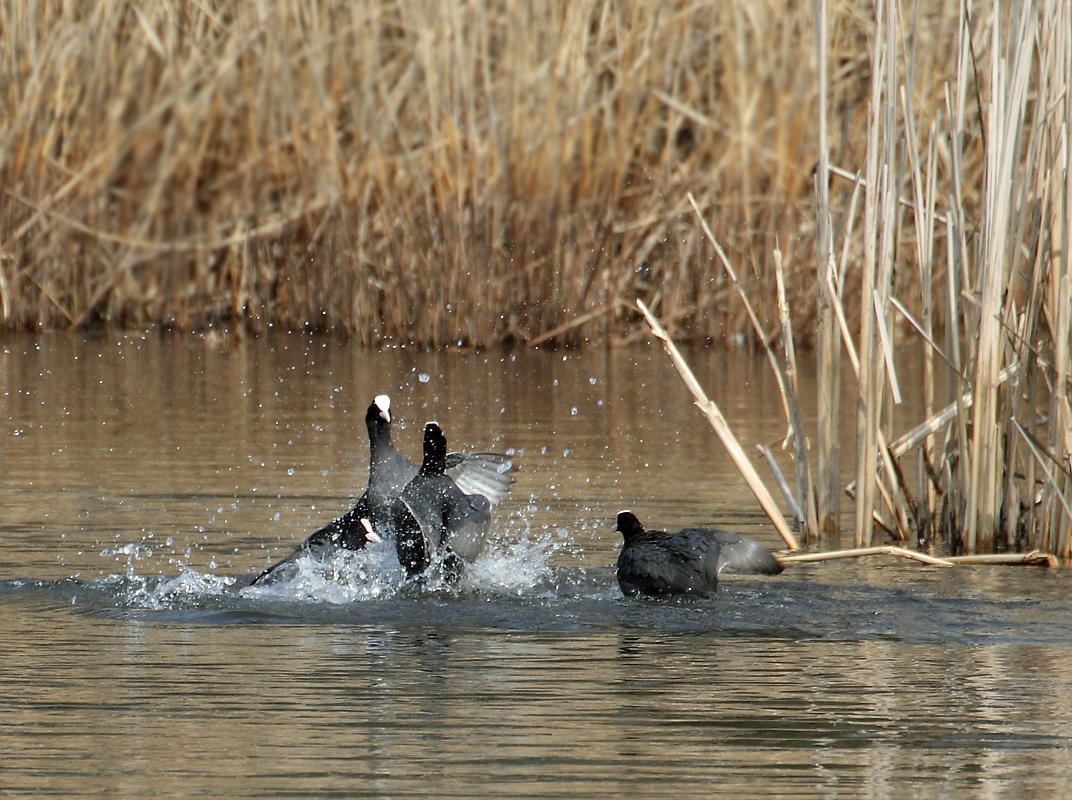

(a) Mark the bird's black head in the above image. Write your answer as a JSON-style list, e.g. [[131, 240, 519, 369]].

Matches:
[[366, 394, 392, 435], [613, 510, 645, 542], [421, 421, 447, 475]]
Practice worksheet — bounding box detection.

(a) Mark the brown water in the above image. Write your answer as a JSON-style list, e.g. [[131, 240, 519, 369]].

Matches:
[[2, 332, 1071, 798]]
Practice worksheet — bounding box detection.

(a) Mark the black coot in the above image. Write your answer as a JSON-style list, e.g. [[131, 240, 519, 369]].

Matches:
[[613, 511, 782, 597], [251, 395, 510, 585], [392, 422, 491, 580]]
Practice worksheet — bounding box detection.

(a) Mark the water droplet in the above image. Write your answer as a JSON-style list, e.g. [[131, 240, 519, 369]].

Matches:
[[418, 373, 430, 383]]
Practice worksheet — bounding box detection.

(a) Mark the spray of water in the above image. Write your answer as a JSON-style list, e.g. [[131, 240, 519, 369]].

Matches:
[[95, 517, 573, 611]]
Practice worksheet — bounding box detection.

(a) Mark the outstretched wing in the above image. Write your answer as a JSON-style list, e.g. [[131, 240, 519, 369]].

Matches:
[[443, 492, 491, 563], [702, 529, 784, 575], [444, 452, 515, 505], [250, 495, 377, 586]]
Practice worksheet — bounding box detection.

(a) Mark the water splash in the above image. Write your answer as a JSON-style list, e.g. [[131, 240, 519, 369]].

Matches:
[[241, 541, 407, 604], [245, 530, 564, 602], [461, 533, 556, 595], [123, 567, 237, 611], [39, 518, 582, 616]]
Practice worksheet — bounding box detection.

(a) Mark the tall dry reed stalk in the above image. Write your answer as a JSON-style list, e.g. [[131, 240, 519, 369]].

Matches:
[[814, 0, 842, 537]]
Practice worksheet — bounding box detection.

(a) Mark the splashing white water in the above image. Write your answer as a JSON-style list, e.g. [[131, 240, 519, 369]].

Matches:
[[102, 518, 568, 609], [104, 566, 238, 611], [241, 540, 407, 603], [463, 534, 557, 595]]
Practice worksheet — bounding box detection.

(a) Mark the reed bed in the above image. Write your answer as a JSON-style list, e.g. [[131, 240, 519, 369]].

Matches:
[[821, 0, 1072, 558], [0, 0, 956, 345], [650, 0, 1070, 557]]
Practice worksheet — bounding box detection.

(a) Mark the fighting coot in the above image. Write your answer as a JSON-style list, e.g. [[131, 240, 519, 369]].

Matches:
[[251, 395, 510, 585], [392, 422, 491, 580]]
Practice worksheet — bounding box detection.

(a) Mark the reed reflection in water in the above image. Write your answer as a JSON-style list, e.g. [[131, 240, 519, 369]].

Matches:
[[2, 333, 1071, 798]]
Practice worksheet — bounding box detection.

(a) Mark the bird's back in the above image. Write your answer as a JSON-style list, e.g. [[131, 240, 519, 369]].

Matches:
[[617, 530, 721, 597]]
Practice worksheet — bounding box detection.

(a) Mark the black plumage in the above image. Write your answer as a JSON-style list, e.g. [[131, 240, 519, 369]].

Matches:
[[613, 511, 783, 598], [393, 422, 491, 580], [251, 395, 510, 586]]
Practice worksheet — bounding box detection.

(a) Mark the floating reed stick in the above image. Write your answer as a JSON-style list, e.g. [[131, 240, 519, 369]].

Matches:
[[944, 552, 1059, 568], [777, 546, 954, 567], [778, 547, 1057, 568]]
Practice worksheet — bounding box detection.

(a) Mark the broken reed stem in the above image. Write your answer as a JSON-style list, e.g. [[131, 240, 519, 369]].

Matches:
[[1014, 420, 1072, 527], [685, 193, 779, 352], [887, 363, 1020, 461], [526, 303, 617, 348], [774, 247, 818, 540], [777, 547, 1056, 567], [687, 192, 815, 541], [778, 546, 954, 567], [757, 442, 805, 528], [872, 290, 902, 406], [636, 299, 800, 551], [827, 164, 950, 226]]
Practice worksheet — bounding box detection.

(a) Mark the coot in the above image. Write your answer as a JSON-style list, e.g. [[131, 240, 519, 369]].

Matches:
[[251, 395, 510, 585], [613, 510, 782, 597], [392, 421, 491, 580]]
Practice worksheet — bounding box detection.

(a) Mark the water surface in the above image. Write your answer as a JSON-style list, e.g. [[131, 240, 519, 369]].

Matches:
[[2, 333, 1070, 798]]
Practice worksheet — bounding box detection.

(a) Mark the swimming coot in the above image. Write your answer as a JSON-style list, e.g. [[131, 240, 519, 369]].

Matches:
[[613, 510, 783, 598]]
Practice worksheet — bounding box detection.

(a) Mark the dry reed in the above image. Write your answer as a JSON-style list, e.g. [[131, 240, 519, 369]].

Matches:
[[782, 0, 1070, 556], [643, 1, 1070, 557], [0, 0, 974, 346]]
